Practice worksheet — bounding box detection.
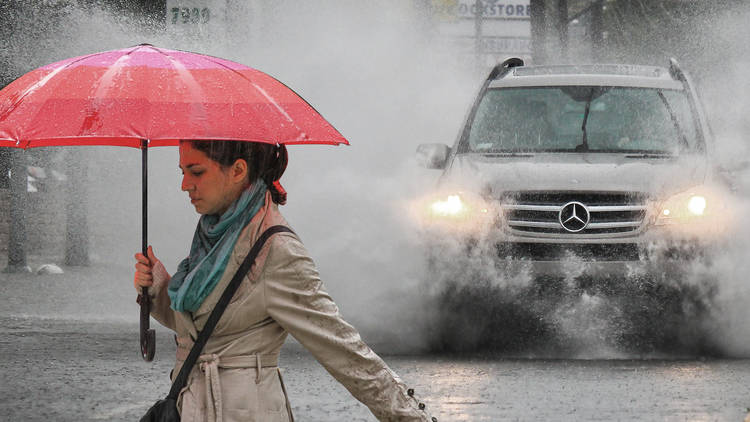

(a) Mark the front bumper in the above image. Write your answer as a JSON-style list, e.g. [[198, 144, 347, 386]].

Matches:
[[497, 232, 712, 277], [425, 225, 718, 279], [492, 254, 692, 278]]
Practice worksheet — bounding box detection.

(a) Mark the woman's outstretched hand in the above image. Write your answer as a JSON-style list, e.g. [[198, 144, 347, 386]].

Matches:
[[134, 246, 170, 295]]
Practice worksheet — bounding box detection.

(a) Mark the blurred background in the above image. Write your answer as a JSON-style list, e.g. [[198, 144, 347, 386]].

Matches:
[[1, 0, 749, 356]]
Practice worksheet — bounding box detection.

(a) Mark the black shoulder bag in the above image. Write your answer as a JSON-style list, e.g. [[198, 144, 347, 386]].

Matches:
[[140, 225, 293, 422]]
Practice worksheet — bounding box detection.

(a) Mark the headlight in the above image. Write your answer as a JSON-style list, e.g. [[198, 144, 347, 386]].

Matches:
[[428, 193, 488, 219], [656, 188, 714, 225], [410, 191, 494, 234], [686, 195, 707, 216], [430, 195, 465, 216]]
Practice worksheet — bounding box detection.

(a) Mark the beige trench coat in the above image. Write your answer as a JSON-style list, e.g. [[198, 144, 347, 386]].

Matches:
[[149, 191, 433, 422]]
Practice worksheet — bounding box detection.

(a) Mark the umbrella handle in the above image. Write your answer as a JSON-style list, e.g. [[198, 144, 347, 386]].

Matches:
[[139, 288, 156, 361], [138, 287, 156, 362], [139, 139, 156, 361]]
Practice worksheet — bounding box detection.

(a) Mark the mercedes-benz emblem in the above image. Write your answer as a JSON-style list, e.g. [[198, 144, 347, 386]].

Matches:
[[559, 201, 590, 232]]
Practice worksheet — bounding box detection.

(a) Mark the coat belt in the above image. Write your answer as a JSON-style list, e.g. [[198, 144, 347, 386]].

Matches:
[[196, 353, 279, 422]]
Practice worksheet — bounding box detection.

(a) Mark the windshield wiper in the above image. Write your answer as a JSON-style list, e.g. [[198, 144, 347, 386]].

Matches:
[[481, 151, 534, 157], [574, 89, 595, 152], [624, 151, 675, 159], [656, 90, 690, 150]]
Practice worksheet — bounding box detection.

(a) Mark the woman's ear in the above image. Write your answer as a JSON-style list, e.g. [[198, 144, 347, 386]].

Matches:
[[231, 158, 249, 184]]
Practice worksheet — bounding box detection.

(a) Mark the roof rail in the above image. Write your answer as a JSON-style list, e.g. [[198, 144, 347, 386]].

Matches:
[[487, 57, 524, 81], [668, 58, 686, 82]]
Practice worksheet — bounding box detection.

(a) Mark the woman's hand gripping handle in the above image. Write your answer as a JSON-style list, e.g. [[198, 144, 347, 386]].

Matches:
[[134, 246, 170, 297]]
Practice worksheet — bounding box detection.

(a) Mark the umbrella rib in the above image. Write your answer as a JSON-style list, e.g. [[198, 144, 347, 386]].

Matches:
[[76, 53, 136, 138], [147, 45, 210, 139], [196, 56, 311, 142], [0, 53, 94, 134], [246, 68, 348, 144]]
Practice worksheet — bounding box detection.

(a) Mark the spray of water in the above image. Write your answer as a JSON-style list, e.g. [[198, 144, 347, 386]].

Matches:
[[412, 1, 750, 358]]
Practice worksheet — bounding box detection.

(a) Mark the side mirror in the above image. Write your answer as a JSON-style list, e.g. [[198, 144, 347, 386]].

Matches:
[[416, 143, 451, 169]]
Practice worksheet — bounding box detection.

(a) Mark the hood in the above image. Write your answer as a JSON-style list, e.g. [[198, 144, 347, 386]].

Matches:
[[440, 152, 709, 199]]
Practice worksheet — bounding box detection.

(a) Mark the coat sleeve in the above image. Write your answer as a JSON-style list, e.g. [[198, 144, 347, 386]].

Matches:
[[261, 234, 434, 422], [148, 277, 176, 331]]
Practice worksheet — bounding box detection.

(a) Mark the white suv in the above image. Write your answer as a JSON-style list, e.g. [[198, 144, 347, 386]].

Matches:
[[416, 58, 733, 277]]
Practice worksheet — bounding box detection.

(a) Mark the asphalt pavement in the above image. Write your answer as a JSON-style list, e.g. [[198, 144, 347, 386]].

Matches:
[[2, 265, 750, 421]]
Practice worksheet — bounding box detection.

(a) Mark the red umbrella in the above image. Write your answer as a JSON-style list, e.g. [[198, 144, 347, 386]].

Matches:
[[0, 44, 349, 361]]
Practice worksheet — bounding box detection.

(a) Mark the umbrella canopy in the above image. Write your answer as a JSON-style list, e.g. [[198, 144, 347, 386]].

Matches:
[[0, 44, 348, 148]]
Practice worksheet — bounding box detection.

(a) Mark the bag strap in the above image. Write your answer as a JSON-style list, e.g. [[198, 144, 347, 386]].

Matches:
[[166, 225, 294, 399]]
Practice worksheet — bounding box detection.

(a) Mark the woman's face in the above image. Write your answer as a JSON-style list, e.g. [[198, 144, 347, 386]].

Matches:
[[179, 142, 248, 216]]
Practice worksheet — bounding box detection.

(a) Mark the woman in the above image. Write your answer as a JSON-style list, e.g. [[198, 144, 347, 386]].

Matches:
[[134, 139, 436, 421]]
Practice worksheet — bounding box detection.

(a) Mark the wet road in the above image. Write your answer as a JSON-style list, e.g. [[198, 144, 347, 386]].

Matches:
[[2, 316, 749, 422]]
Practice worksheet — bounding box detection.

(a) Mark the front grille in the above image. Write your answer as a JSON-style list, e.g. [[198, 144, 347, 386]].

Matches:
[[501, 191, 647, 236], [496, 242, 641, 261]]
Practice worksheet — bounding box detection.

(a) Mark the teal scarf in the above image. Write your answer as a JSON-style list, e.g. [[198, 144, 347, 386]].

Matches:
[[168, 180, 267, 312]]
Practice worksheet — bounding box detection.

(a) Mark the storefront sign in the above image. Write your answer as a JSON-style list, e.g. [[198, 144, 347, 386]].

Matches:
[[456, 1, 531, 19]]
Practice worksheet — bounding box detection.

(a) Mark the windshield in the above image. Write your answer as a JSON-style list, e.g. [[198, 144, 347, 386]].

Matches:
[[465, 86, 700, 154]]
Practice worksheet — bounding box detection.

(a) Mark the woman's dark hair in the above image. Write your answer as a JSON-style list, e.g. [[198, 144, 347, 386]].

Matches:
[[184, 140, 288, 204]]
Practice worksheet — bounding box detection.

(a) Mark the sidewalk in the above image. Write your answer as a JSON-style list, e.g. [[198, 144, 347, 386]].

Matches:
[[0, 258, 427, 354], [0, 261, 144, 323]]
